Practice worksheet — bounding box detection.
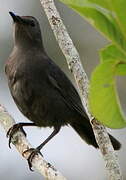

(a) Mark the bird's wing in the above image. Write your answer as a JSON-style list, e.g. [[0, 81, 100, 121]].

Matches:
[[48, 61, 88, 119]]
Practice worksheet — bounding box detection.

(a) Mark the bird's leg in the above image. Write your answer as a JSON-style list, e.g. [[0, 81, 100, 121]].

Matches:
[[7, 122, 36, 148], [23, 126, 61, 171]]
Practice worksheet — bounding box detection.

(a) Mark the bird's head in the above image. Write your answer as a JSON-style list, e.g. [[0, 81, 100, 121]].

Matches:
[[9, 12, 43, 49]]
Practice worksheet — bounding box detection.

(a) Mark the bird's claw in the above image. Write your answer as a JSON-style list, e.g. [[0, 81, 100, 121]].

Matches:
[[6, 123, 26, 148], [23, 148, 43, 171]]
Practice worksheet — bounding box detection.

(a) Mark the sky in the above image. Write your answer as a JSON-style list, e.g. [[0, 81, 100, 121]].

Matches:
[[0, 0, 126, 180]]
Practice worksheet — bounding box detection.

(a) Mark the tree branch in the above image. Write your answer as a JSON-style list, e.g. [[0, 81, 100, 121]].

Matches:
[[0, 104, 66, 180], [39, 0, 123, 179]]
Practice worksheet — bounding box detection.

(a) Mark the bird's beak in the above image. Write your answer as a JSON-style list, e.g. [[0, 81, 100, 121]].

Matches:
[[9, 12, 23, 23]]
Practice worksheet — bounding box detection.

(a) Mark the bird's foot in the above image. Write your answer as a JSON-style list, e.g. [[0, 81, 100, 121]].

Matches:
[[23, 148, 43, 171], [7, 123, 26, 148]]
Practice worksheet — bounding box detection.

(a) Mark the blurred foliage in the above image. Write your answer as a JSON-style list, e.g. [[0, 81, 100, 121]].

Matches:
[[59, 0, 126, 128]]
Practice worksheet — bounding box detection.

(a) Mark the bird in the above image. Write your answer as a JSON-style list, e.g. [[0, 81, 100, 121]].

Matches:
[[5, 11, 121, 170]]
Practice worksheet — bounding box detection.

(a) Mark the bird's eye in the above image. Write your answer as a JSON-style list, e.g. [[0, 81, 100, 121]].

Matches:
[[29, 20, 35, 27]]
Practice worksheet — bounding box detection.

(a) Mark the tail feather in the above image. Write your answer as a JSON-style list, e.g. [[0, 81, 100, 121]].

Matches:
[[108, 134, 121, 150], [71, 121, 121, 150]]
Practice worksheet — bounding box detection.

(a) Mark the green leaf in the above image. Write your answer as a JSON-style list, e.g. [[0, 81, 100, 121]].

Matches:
[[60, 0, 126, 54], [115, 63, 126, 76], [100, 44, 126, 63], [59, 0, 126, 128], [109, 0, 126, 40], [88, 0, 110, 10], [89, 60, 126, 128]]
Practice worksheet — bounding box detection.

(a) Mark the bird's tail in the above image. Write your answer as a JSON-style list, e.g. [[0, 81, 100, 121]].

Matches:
[[70, 120, 121, 150]]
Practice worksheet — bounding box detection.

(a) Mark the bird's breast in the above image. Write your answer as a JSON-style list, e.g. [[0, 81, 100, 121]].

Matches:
[[9, 78, 56, 127]]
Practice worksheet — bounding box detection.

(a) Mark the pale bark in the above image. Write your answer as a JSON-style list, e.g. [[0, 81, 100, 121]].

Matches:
[[0, 104, 66, 180], [39, 0, 123, 179]]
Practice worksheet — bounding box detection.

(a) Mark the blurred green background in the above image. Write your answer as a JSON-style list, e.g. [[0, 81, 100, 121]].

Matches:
[[0, 0, 126, 179]]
